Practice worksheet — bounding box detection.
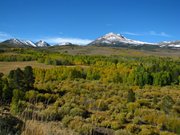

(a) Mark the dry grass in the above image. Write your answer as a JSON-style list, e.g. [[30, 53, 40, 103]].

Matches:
[[0, 61, 89, 75], [21, 120, 77, 135], [50, 46, 180, 57], [55, 46, 150, 56], [0, 61, 56, 74]]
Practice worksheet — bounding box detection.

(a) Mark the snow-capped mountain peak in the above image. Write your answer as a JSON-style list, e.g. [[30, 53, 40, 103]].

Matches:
[[11, 38, 21, 44], [2, 38, 51, 47], [98, 32, 126, 42], [89, 32, 153, 46], [21, 40, 36, 47], [159, 40, 180, 48], [35, 40, 50, 47], [6, 38, 23, 44], [2, 38, 36, 47]]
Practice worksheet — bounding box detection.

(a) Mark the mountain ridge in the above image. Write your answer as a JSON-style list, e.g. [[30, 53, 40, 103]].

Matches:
[[35, 40, 50, 47], [1, 39, 50, 47], [0, 33, 180, 49], [88, 32, 180, 49], [89, 32, 156, 46]]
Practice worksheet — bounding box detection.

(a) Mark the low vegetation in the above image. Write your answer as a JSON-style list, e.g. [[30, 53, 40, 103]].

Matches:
[[0, 47, 180, 135]]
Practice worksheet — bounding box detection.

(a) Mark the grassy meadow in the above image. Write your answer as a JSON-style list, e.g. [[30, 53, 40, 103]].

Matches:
[[0, 61, 56, 74]]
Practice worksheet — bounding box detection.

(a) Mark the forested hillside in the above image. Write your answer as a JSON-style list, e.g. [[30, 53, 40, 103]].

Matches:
[[0, 48, 180, 135]]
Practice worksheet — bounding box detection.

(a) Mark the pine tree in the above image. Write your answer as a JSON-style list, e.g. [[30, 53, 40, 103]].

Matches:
[[24, 66, 35, 90], [127, 89, 136, 103]]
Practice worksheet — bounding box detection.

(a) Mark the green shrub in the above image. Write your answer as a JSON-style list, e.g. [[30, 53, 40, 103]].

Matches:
[[70, 107, 86, 117], [25, 90, 39, 102], [115, 129, 132, 135], [159, 95, 175, 114], [126, 124, 141, 134], [62, 115, 73, 127], [10, 89, 25, 114], [133, 117, 143, 125], [79, 123, 93, 135], [139, 125, 159, 135], [115, 113, 126, 124], [127, 89, 136, 103], [127, 102, 140, 112], [111, 121, 121, 130]]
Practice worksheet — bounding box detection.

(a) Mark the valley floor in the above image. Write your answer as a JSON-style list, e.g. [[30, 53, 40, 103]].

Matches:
[[0, 47, 180, 135]]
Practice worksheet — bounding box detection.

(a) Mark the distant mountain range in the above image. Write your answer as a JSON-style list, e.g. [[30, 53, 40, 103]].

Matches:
[[0, 38, 73, 48], [1, 39, 50, 47], [88, 32, 180, 49], [0, 32, 180, 49]]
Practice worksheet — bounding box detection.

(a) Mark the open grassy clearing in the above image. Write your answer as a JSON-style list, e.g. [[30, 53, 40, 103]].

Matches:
[[0, 61, 56, 74], [47, 46, 180, 57], [0, 61, 89, 74]]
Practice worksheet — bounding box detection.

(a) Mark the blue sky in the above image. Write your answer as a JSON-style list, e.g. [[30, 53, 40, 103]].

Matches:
[[0, 0, 180, 44]]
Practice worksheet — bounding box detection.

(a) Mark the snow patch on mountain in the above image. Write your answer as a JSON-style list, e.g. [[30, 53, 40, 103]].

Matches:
[[2, 38, 36, 47], [89, 32, 155, 46], [35, 40, 50, 47], [22, 40, 36, 47], [159, 41, 180, 48]]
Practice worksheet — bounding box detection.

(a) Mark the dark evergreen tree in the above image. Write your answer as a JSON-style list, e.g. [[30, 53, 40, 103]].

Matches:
[[0, 73, 4, 102], [127, 89, 136, 102], [2, 78, 12, 103], [14, 68, 24, 89], [24, 66, 35, 90]]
